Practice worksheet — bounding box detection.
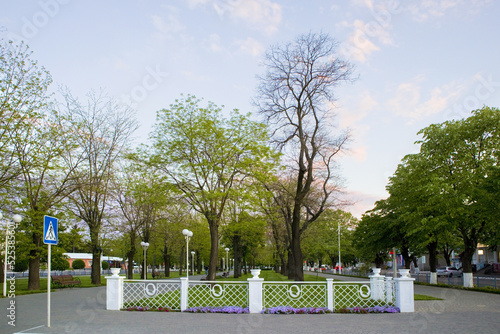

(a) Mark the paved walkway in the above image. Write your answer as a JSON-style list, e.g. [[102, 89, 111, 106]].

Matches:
[[1, 273, 499, 334]]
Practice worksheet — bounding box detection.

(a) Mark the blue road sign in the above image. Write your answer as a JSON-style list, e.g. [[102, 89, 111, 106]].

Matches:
[[43, 216, 58, 245]]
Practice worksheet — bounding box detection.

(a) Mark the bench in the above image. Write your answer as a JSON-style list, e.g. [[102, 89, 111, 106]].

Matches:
[[221, 271, 230, 278], [51, 275, 81, 288], [152, 271, 165, 279]]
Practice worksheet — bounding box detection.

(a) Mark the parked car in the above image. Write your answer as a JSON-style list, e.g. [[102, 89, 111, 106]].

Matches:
[[437, 266, 462, 277]]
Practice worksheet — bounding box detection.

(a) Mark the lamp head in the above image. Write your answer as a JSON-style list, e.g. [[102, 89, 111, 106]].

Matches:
[[225, 247, 229, 252], [13, 214, 22, 223], [0, 212, 2, 220], [191, 251, 195, 255], [182, 229, 189, 236]]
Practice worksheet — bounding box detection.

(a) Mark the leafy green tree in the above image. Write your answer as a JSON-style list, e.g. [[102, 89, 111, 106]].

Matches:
[[417, 106, 500, 286], [0, 40, 51, 188], [151, 95, 274, 280], [255, 32, 353, 281], [72, 259, 85, 270], [52, 255, 70, 272], [223, 211, 266, 278]]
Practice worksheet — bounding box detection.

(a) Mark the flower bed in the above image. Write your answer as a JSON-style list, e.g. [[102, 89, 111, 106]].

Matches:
[[262, 307, 331, 314], [126, 305, 400, 314], [126, 306, 173, 312], [337, 306, 400, 313], [183, 306, 249, 314]]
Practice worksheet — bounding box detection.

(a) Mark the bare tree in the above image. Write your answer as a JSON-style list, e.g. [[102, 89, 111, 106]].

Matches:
[[255, 32, 353, 280], [64, 90, 138, 285]]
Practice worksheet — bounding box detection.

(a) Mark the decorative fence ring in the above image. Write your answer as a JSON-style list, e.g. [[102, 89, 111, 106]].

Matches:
[[211, 284, 224, 297], [359, 284, 371, 298], [288, 284, 301, 299], [145, 283, 157, 296]]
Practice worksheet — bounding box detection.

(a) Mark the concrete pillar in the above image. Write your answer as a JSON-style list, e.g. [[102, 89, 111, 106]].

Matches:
[[395, 269, 415, 312], [326, 279, 334, 311], [105, 276, 124, 310], [180, 277, 188, 311], [248, 270, 263, 313]]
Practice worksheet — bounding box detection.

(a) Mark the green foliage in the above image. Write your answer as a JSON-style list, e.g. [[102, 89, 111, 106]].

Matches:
[[13, 258, 29, 272], [52, 256, 70, 271], [101, 261, 110, 270], [72, 259, 85, 270]]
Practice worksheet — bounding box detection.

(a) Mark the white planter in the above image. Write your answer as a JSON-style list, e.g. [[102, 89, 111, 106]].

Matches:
[[399, 269, 411, 278], [110, 268, 121, 277], [372, 268, 382, 277], [250, 269, 261, 278]]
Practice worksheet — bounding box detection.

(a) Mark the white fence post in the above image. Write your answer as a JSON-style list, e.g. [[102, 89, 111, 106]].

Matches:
[[180, 277, 188, 311], [248, 269, 263, 313], [369, 268, 384, 301], [395, 269, 415, 312], [105, 275, 124, 310], [326, 279, 334, 311]]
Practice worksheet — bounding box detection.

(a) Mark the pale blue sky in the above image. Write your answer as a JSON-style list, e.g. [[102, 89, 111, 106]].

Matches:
[[2, 0, 499, 217]]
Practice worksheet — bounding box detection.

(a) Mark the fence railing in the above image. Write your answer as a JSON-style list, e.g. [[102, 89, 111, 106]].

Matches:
[[107, 269, 414, 313]]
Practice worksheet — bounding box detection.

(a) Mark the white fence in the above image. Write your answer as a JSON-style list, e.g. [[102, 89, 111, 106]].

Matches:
[[107, 269, 414, 313]]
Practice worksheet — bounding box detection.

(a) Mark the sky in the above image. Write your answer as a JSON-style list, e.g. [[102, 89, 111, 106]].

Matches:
[[1, 0, 499, 218]]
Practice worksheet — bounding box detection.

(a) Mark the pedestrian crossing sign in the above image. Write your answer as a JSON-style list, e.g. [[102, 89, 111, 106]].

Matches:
[[43, 216, 58, 245]]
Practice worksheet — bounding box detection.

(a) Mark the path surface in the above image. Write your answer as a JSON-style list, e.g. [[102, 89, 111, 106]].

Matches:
[[1, 273, 498, 334]]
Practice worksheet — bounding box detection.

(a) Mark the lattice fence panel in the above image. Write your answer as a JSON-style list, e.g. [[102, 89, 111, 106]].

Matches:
[[187, 282, 248, 308], [122, 281, 181, 310], [331, 281, 396, 310], [263, 283, 327, 308]]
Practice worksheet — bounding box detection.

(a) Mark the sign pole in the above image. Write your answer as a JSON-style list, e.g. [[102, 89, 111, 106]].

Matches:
[[43, 215, 57, 329], [47, 244, 51, 328]]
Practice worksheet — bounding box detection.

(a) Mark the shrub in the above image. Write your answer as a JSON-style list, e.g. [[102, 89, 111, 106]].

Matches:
[[52, 257, 70, 271], [102, 261, 110, 270], [72, 259, 85, 270]]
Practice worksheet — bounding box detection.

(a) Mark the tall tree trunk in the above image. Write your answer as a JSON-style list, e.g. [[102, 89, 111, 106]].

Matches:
[[127, 232, 136, 279], [401, 244, 412, 269], [461, 237, 477, 274], [163, 243, 170, 277], [207, 220, 219, 281], [427, 240, 438, 272], [179, 245, 184, 276], [233, 235, 242, 278], [287, 249, 294, 279], [442, 244, 453, 266], [89, 225, 101, 285], [28, 232, 41, 290]]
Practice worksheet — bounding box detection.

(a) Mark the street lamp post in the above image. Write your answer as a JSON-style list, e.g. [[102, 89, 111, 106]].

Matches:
[[2, 213, 22, 297], [140, 241, 149, 280], [182, 229, 193, 279], [191, 251, 195, 275], [225, 247, 229, 272]]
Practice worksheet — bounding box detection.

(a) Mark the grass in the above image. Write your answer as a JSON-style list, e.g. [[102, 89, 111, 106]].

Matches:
[[2, 275, 108, 297], [415, 281, 500, 294], [414, 294, 442, 301]]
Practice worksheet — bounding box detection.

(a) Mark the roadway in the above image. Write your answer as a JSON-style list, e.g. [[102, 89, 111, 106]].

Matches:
[[0, 272, 498, 334]]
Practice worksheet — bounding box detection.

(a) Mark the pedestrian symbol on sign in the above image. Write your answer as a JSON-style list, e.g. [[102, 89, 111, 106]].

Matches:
[[43, 215, 58, 245], [45, 222, 56, 241]]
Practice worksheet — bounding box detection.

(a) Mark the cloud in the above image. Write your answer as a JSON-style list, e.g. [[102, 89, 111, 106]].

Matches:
[[189, 0, 282, 34], [407, 0, 492, 21], [344, 189, 386, 218], [151, 13, 185, 37], [340, 13, 395, 63], [203, 33, 224, 53], [234, 37, 265, 57], [387, 76, 464, 120]]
